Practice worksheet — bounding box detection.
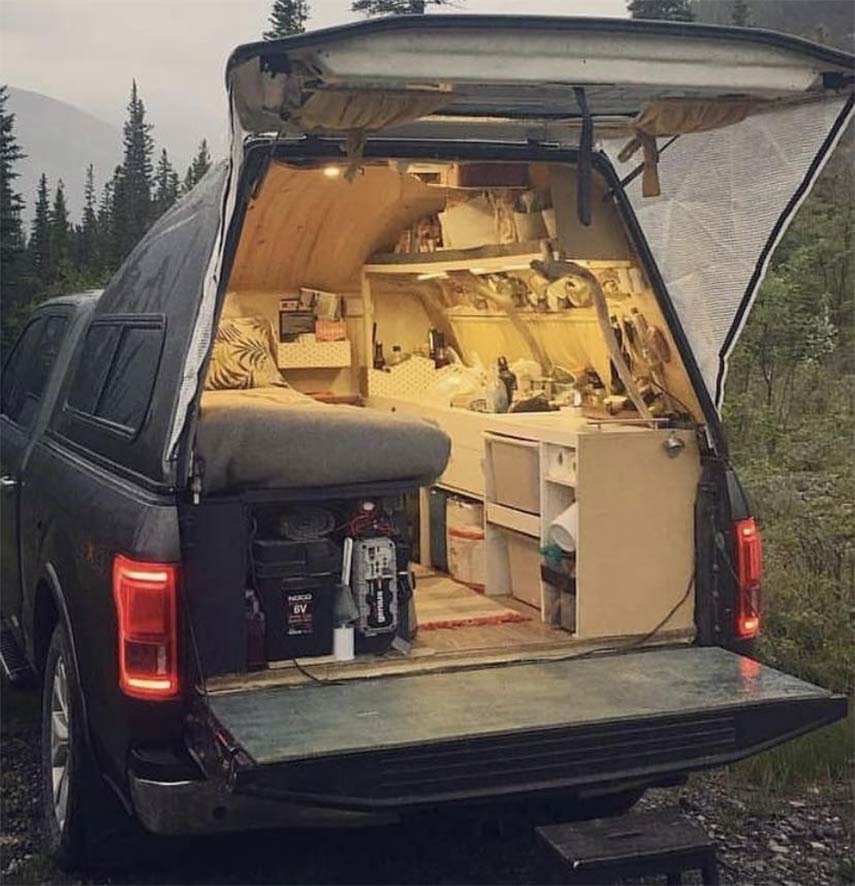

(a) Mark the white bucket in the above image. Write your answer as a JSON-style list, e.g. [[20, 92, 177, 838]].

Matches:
[[549, 502, 578, 552]]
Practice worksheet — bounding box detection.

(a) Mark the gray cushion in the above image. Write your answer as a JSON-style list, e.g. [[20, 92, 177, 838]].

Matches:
[[197, 387, 451, 493]]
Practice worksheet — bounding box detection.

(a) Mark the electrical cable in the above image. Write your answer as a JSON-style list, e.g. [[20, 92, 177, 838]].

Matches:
[[646, 376, 696, 420], [273, 569, 697, 689]]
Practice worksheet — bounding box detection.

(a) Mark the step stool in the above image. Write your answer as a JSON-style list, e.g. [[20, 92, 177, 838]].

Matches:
[[0, 618, 34, 685], [537, 807, 719, 885]]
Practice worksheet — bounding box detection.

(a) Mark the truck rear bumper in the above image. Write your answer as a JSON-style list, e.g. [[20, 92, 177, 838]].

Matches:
[[128, 773, 398, 836]]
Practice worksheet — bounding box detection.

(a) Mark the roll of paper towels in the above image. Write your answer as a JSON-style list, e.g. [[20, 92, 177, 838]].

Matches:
[[549, 502, 578, 552], [334, 626, 355, 661]]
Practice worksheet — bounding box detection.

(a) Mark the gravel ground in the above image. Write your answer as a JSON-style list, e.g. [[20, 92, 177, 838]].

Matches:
[[2, 681, 852, 885]]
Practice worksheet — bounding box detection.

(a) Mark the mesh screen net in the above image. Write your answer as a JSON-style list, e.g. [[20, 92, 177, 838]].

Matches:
[[601, 96, 851, 410]]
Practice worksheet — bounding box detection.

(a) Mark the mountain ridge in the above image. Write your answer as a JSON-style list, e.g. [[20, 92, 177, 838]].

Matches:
[[7, 86, 123, 226]]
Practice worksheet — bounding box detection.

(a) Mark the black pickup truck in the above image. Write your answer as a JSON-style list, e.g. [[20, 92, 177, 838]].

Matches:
[[1, 15, 851, 872]]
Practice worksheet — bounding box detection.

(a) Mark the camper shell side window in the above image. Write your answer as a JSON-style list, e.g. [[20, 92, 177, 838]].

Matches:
[[56, 316, 166, 450]]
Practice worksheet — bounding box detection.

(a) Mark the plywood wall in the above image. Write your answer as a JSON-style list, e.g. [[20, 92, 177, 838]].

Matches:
[[228, 163, 446, 293]]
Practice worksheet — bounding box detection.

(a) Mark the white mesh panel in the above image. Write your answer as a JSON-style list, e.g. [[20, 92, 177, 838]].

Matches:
[[602, 96, 851, 409]]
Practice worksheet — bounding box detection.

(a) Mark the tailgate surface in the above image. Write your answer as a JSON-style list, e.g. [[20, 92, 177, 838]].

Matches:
[[208, 647, 830, 765]]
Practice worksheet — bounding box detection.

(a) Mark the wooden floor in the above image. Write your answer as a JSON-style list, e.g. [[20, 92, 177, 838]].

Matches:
[[413, 573, 569, 652], [206, 571, 576, 693], [416, 592, 567, 653], [412, 566, 568, 651]]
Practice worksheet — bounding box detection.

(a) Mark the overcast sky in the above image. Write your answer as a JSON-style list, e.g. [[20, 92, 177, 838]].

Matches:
[[0, 0, 627, 162]]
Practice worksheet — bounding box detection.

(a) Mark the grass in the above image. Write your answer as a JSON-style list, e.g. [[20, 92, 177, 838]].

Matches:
[[725, 460, 854, 791], [732, 710, 854, 791]]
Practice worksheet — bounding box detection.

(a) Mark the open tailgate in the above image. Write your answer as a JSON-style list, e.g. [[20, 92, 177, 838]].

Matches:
[[194, 647, 845, 810]]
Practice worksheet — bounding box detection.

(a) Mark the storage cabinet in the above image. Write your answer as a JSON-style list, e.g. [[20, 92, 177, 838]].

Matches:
[[481, 421, 699, 640], [367, 393, 700, 641]]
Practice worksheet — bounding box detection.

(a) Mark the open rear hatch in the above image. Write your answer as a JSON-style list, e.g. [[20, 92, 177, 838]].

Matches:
[[227, 15, 853, 136], [220, 15, 853, 422], [192, 647, 844, 810]]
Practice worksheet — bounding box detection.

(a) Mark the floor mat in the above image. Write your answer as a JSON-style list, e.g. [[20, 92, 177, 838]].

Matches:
[[415, 572, 534, 631]]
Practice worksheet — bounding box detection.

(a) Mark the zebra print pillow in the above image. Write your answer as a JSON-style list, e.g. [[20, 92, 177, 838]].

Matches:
[[205, 316, 287, 391]]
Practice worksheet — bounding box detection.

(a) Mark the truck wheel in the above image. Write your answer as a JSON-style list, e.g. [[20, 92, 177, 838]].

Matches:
[[40, 621, 134, 870]]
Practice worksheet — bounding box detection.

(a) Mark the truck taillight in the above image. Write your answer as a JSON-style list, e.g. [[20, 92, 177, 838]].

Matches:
[[112, 555, 179, 699], [733, 517, 762, 638]]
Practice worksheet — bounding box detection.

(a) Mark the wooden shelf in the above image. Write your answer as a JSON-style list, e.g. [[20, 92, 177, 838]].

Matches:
[[485, 502, 540, 538], [365, 243, 632, 276], [545, 473, 576, 488]]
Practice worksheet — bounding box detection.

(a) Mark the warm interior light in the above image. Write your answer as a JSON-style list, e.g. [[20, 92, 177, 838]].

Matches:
[[323, 166, 342, 179], [113, 555, 179, 700]]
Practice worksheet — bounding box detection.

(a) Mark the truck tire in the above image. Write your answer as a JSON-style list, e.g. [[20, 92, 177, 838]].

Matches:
[[40, 621, 135, 870]]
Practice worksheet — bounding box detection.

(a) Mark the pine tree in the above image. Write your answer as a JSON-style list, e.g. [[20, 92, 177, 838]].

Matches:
[[119, 80, 154, 257], [0, 84, 28, 346], [96, 174, 115, 271], [50, 180, 72, 279], [352, 0, 452, 13], [730, 0, 751, 26], [153, 148, 180, 218], [77, 163, 99, 275], [28, 173, 52, 281], [183, 139, 212, 193], [626, 0, 695, 21], [107, 164, 130, 270], [264, 0, 309, 38]]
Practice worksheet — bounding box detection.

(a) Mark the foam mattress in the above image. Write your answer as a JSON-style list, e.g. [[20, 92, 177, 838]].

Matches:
[[197, 386, 451, 493]]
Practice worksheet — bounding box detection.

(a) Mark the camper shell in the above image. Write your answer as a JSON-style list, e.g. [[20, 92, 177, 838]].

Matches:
[[1, 14, 852, 860]]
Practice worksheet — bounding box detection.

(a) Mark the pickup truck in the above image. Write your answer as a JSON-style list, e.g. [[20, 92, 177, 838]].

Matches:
[[1, 14, 851, 871]]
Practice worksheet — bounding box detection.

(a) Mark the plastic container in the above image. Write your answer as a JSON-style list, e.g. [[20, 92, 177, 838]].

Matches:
[[429, 488, 450, 571], [448, 528, 486, 590], [446, 497, 485, 590], [505, 530, 542, 609], [446, 497, 484, 533], [490, 439, 540, 514]]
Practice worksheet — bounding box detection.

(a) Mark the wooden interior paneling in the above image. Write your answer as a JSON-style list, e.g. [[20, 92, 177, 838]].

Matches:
[[229, 162, 445, 292]]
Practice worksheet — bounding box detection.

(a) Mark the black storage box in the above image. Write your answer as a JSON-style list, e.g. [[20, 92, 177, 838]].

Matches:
[[252, 537, 339, 577], [253, 538, 337, 660]]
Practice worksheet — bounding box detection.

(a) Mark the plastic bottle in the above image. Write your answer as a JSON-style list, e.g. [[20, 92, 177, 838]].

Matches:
[[486, 363, 509, 413], [497, 356, 518, 405], [373, 341, 385, 369]]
